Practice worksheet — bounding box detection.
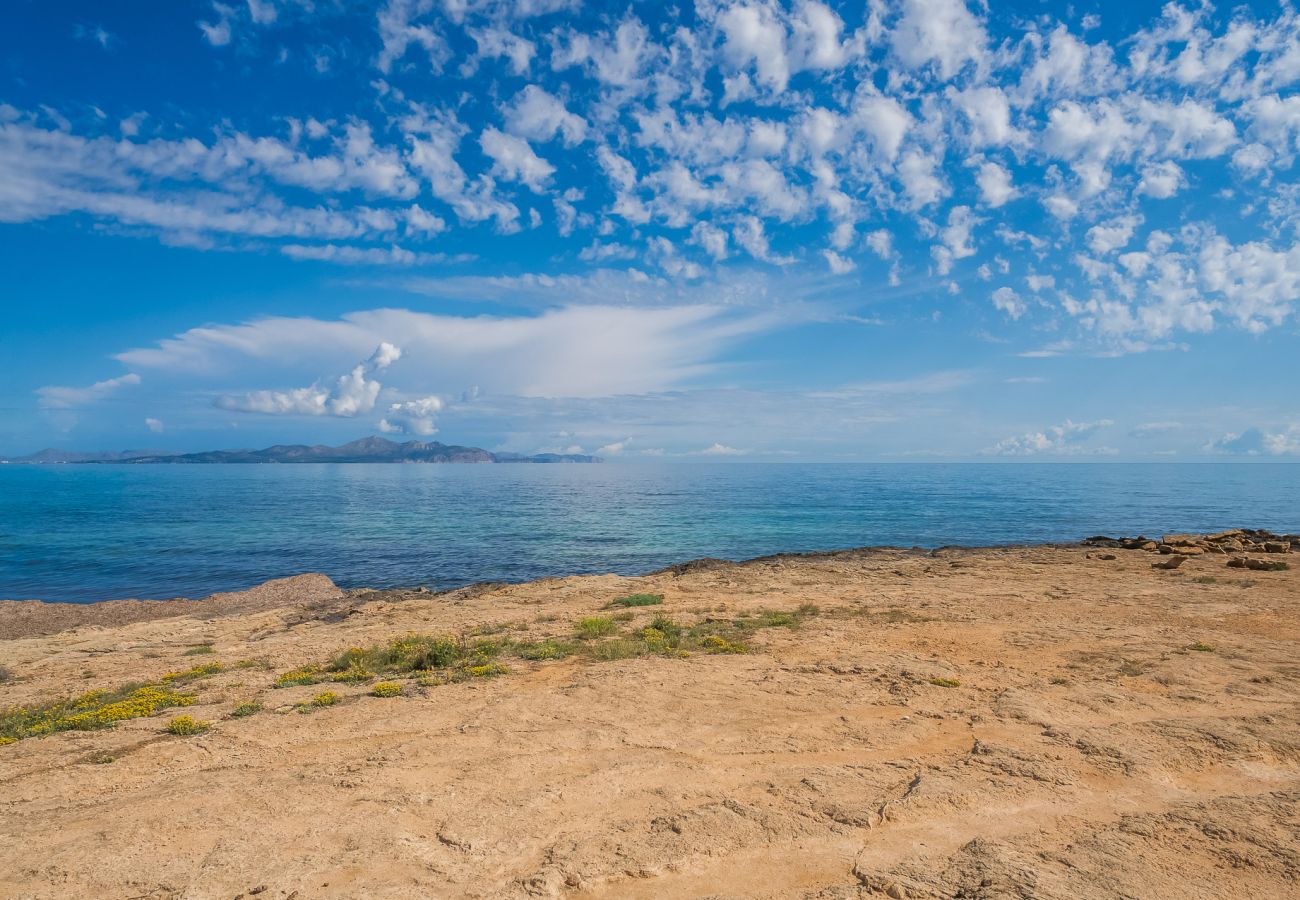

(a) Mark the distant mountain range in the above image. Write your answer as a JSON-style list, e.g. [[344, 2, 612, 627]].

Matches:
[[0, 437, 601, 465]]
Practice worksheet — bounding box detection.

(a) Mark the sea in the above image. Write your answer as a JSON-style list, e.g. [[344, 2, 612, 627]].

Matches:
[[1, 462, 1297, 603]]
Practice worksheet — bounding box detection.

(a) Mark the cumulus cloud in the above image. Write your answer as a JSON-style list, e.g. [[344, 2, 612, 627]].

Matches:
[[479, 127, 555, 190], [379, 395, 444, 436], [217, 342, 402, 418], [145, 417, 165, 433], [1207, 426, 1300, 456], [696, 442, 749, 456], [503, 85, 586, 146], [986, 419, 1116, 456]]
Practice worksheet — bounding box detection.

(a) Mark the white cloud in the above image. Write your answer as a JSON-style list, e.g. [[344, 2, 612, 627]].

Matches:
[[975, 161, 1016, 207], [696, 442, 748, 456], [479, 127, 554, 191], [119, 303, 770, 398], [1207, 426, 1300, 456], [145, 417, 165, 433], [732, 216, 793, 264], [216, 342, 401, 418], [503, 85, 587, 146], [822, 249, 855, 274], [376, 0, 447, 73], [37, 373, 141, 409], [1137, 160, 1185, 198], [379, 396, 444, 436], [890, 0, 988, 80], [986, 419, 1115, 456], [1086, 215, 1141, 255], [991, 286, 1026, 320]]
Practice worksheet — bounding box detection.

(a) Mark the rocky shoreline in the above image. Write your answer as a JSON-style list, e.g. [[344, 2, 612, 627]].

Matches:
[[1082, 528, 1296, 571]]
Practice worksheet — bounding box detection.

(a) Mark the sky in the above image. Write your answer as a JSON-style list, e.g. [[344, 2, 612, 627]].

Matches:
[[1, 0, 1298, 461]]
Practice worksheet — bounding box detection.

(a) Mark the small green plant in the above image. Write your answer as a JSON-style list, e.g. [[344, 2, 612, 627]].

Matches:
[[463, 663, 507, 679], [230, 701, 261, 718], [274, 666, 323, 688], [1187, 641, 1215, 652], [162, 662, 225, 683], [371, 681, 403, 697], [575, 616, 618, 639], [165, 715, 210, 736], [0, 736, 16, 747], [608, 593, 664, 608], [701, 635, 747, 654], [515, 640, 574, 661], [311, 691, 339, 707], [182, 644, 215, 656], [929, 677, 961, 688]]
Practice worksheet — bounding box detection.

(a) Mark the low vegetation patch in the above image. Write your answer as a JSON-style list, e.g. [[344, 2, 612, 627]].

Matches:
[[575, 616, 618, 638], [371, 681, 403, 697], [230, 700, 261, 718], [607, 593, 664, 608], [929, 677, 961, 688], [0, 665, 13, 684], [1187, 641, 1215, 652], [1, 683, 194, 743], [514, 639, 575, 661], [182, 644, 215, 656], [164, 715, 210, 736], [162, 662, 225, 683], [311, 691, 339, 707]]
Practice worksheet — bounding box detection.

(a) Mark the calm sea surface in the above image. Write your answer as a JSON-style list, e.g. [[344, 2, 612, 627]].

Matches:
[[1, 463, 1297, 603]]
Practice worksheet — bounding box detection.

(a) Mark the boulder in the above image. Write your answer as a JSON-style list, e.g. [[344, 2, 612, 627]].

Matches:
[[1263, 542, 1290, 553], [1162, 533, 1206, 546], [1171, 546, 1205, 556], [1207, 529, 1245, 540], [1152, 556, 1186, 570]]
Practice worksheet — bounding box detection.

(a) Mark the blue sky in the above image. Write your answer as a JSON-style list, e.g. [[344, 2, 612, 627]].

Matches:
[[1, 0, 1298, 460]]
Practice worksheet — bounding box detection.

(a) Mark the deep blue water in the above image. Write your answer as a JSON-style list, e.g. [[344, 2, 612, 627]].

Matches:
[[1, 463, 1296, 603]]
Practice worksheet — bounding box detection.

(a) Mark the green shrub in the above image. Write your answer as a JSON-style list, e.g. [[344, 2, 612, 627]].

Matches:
[[311, 691, 339, 707], [182, 645, 215, 656], [929, 677, 961, 688], [372, 681, 403, 697], [230, 701, 261, 717], [608, 593, 664, 608]]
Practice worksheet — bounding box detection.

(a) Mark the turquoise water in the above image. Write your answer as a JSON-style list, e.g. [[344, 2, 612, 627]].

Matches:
[[1, 463, 1297, 603]]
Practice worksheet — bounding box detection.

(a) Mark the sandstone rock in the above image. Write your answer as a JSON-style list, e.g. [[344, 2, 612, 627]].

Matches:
[[1207, 529, 1245, 540], [1152, 557, 1186, 570], [1219, 540, 1244, 552], [1171, 546, 1205, 556], [1162, 533, 1206, 546], [1227, 557, 1247, 569], [1263, 542, 1289, 553]]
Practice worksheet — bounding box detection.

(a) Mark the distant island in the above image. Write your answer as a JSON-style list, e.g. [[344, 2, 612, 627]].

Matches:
[[0, 437, 601, 465]]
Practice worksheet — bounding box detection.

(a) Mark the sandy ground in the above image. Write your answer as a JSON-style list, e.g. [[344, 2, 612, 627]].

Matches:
[[0, 544, 1297, 899]]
